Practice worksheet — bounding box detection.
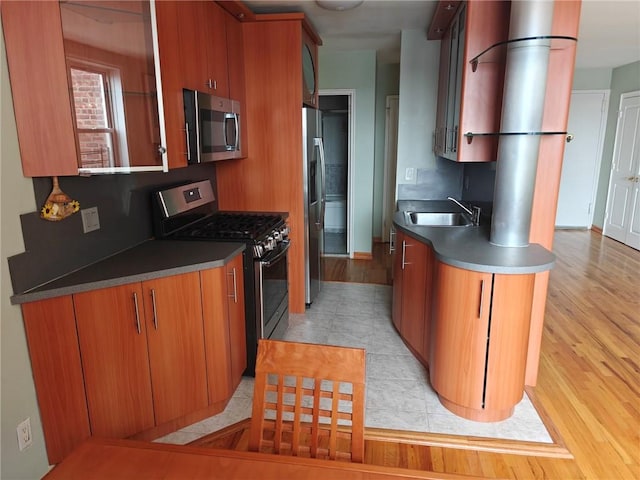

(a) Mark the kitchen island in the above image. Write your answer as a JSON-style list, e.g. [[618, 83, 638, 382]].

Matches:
[[392, 201, 554, 422]]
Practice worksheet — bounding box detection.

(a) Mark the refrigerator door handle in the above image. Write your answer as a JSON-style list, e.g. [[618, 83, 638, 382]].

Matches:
[[315, 137, 326, 230]]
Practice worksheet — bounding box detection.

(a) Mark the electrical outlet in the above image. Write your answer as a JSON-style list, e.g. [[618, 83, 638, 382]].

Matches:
[[405, 167, 416, 182], [81, 207, 100, 233], [17, 417, 32, 451]]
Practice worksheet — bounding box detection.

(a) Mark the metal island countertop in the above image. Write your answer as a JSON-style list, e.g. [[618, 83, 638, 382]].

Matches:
[[393, 200, 555, 274]]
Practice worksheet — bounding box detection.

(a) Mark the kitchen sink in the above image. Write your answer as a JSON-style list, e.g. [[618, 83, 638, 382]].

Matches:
[[405, 211, 473, 227]]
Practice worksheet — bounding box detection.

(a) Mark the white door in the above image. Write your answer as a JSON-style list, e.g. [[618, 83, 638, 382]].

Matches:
[[382, 95, 399, 242], [556, 91, 609, 228], [604, 91, 640, 250]]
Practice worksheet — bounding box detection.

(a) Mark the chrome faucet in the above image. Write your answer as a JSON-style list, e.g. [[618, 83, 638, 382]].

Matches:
[[447, 197, 481, 226]]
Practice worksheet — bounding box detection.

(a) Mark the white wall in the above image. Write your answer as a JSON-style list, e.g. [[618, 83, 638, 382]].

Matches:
[[395, 30, 444, 199], [318, 50, 377, 255], [1, 23, 52, 479]]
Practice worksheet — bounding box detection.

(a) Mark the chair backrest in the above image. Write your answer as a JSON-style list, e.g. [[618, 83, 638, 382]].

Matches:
[[249, 339, 366, 463]]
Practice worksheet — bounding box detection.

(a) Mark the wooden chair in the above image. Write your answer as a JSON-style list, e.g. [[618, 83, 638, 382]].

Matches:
[[249, 339, 366, 462]]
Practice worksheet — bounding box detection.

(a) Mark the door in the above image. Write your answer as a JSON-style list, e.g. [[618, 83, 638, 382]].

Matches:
[[142, 272, 209, 424], [382, 95, 399, 243], [430, 262, 492, 410], [73, 283, 155, 438], [556, 91, 609, 227], [604, 91, 640, 249]]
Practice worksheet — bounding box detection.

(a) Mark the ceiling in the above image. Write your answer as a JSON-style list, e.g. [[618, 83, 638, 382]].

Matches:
[[243, 0, 640, 69]]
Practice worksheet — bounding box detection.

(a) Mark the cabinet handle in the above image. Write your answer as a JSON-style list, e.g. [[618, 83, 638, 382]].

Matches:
[[151, 289, 158, 330], [229, 268, 238, 303], [452, 125, 458, 153], [389, 229, 396, 253], [401, 240, 408, 270], [133, 292, 141, 335], [478, 279, 485, 318]]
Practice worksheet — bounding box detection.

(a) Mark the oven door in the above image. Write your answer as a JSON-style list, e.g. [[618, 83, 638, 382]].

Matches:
[[257, 240, 290, 339]]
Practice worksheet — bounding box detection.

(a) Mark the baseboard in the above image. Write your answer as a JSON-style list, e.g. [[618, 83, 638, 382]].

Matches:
[[373, 236, 382, 243], [591, 225, 603, 235], [353, 252, 373, 260]]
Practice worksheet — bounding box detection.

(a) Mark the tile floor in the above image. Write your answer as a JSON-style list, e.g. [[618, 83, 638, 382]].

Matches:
[[156, 281, 552, 445]]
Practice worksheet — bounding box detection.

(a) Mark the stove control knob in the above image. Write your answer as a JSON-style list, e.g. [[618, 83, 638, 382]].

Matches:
[[254, 244, 264, 258], [280, 225, 290, 238], [273, 230, 282, 242], [264, 236, 276, 251]]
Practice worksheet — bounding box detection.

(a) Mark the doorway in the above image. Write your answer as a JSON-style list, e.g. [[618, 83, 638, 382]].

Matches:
[[603, 90, 640, 250], [556, 90, 609, 228], [319, 91, 353, 256], [382, 95, 399, 242]]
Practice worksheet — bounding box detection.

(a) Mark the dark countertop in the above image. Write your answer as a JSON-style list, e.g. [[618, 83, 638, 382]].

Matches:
[[394, 201, 555, 274], [11, 240, 246, 305]]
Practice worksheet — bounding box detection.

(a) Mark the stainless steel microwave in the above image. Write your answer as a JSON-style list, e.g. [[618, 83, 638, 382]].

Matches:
[[183, 89, 241, 163]]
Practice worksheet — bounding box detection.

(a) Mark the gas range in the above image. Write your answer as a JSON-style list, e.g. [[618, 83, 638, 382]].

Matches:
[[174, 212, 290, 259], [152, 180, 290, 376], [152, 180, 289, 259]]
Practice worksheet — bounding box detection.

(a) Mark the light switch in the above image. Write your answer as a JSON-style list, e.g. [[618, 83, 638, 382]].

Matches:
[[81, 207, 100, 233]]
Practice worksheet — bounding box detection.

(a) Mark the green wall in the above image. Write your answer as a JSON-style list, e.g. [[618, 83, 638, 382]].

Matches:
[[1, 23, 52, 479], [318, 49, 377, 255], [592, 61, 640, 229]]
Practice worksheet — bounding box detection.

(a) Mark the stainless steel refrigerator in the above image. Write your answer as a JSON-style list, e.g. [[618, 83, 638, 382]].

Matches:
[[302, 107, 325, 306]]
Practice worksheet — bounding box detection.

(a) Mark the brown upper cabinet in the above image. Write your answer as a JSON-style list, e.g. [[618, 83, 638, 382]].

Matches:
[[2, 0, 170, 175], [2, 0, 247, 175], [433, 1, 511, 162], [175, 1, 230, 97]]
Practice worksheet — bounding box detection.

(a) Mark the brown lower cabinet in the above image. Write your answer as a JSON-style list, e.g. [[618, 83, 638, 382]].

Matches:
[[391, 230, 433, 365], [429, 261, 535, 422], [21, 255, 245, 464]]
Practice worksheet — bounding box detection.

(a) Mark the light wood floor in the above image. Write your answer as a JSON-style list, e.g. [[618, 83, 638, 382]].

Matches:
[[195, 231, 640, 479]]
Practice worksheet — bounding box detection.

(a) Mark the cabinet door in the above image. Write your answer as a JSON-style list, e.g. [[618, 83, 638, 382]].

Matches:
[[142, 272, 209, 424], [73, 284, 155, 438], [302, 28, 318, 107], [176, 1, 212, 92], [430, 262, 492, 409], [227, 254, 247, 386], [1, 0, 78, 176], [455, 1, 510, 162], [225, 9, 247, 157], [434, 24, 452, 156], [485, 273, 534, 410], [391, 230, 404, 332], [22, 297, 91, 464], [201, 267, 233, 405], [204, 1, 230, 97], [175, 1, 228, 96], [400, 237, 431, 363]]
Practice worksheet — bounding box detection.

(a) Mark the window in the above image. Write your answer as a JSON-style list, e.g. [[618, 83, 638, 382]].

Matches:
[[69, 63, 128, 168]]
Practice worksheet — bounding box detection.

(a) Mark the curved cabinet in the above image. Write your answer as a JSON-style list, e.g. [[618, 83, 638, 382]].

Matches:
[[430, 261, 534, 421]]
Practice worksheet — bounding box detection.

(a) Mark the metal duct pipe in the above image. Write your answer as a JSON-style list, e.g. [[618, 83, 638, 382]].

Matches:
[[490, 1, 554, 247]]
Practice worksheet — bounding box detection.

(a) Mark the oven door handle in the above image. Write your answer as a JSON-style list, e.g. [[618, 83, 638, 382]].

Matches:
[[260, 240, 291, 267]]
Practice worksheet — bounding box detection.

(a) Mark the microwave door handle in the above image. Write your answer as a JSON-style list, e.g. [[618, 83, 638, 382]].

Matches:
[[184, 122, 191, 162], [233, 113, 240, 151]]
